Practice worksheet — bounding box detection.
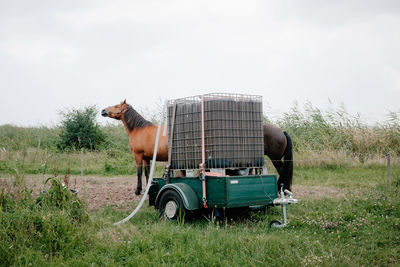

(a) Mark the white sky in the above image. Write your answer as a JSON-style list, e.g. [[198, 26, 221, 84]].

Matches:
[[0, 0, 399, 126]]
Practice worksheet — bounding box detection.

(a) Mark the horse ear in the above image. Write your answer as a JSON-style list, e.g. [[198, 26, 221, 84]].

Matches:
[[123, 99, 126, 104]]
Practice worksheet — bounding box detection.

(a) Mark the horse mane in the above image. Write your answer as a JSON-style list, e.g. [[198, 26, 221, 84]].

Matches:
[[123, 105, 153, 131]]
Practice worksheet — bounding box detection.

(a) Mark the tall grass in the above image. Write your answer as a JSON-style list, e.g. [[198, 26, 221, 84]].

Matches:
[[270, 102, 400, 160], [0, 173, 90, 266], [0, 125, 60, 152], [0, 123, 133, 175], [1, 103, 399, 175]]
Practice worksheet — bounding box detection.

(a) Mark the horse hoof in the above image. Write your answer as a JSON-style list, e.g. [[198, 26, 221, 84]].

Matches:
[[135, 190, 141, 196]]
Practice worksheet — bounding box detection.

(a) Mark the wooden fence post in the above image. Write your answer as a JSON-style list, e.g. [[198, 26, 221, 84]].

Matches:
[[387, 154, 391, 190], [81, 148, 84, 176], [34, 137, 41, 162]]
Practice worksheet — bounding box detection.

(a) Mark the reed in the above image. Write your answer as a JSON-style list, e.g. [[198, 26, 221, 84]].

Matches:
[[271, 102, 400, 160]]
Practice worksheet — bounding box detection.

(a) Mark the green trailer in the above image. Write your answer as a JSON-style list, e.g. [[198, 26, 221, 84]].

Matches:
[[145, 94, 297, 227], [149, 174, 278, 220]]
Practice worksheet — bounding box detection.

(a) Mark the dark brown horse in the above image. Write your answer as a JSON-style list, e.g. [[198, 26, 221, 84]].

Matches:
[[263, 124, 293, 191], [102, 100, 293, 194], [101, 100, 168, 195]]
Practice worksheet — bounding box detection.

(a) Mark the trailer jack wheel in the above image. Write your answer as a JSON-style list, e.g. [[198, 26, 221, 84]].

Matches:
[[159, 190, 186, 222], [269, 219, 284, 228]]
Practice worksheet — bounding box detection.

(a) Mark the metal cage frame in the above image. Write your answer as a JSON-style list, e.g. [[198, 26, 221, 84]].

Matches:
[[167, 93, 264, 171]]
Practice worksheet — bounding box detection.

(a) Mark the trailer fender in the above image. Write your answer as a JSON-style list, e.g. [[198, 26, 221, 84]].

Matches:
[[155, 183, 200, 211]]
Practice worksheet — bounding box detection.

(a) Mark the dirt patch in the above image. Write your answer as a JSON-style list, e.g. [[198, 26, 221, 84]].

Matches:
[[1, 174, 147, 210], [71, 176, 146, 210], [1, 174, 346, 210]]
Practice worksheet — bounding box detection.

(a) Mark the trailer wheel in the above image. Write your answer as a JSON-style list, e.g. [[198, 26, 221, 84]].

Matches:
[[270, 219, 283, 228], [159, 190, 186, 221]]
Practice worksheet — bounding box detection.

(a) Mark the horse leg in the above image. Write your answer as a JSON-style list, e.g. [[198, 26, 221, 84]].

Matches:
[[273, 159, 293, 192], [270, 157, 285, 189], [144, 159, 150, 187], [281, 131, 293, 192], [135, 164, 143, 195], [135, 156, 143, 195]]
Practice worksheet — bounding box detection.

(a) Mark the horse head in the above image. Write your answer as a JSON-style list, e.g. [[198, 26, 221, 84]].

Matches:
[[101, 99, 129, 120]]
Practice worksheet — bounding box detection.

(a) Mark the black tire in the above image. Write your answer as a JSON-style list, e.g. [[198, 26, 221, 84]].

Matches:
[[159, 190, 186, 221], [270, 219, 283, 228]]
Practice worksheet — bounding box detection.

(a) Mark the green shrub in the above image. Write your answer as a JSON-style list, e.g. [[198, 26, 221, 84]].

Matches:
[[58, 106, 106, 151]]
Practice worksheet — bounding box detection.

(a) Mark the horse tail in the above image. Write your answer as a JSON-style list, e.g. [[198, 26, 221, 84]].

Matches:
[[282, 131, 293, 190]]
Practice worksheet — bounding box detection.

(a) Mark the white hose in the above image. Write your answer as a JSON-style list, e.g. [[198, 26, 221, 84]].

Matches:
[[113, 102, 166, 226], [163, 105, 168, 137]]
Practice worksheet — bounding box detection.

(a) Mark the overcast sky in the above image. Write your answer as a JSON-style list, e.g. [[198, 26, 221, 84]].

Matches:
[[0, 0, 399, 126]]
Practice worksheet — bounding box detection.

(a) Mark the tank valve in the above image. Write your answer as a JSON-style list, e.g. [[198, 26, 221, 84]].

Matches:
[[271, 184, 298, 228]]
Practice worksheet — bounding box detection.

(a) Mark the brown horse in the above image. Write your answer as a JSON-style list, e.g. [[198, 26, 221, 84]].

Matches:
[[263, 124, 293, 191], [101, 100, 168, 195]]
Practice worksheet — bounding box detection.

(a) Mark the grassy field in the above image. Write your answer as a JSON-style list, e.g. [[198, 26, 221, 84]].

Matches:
[[1, 105, 400, 266], [1, 165, 399, 266]]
